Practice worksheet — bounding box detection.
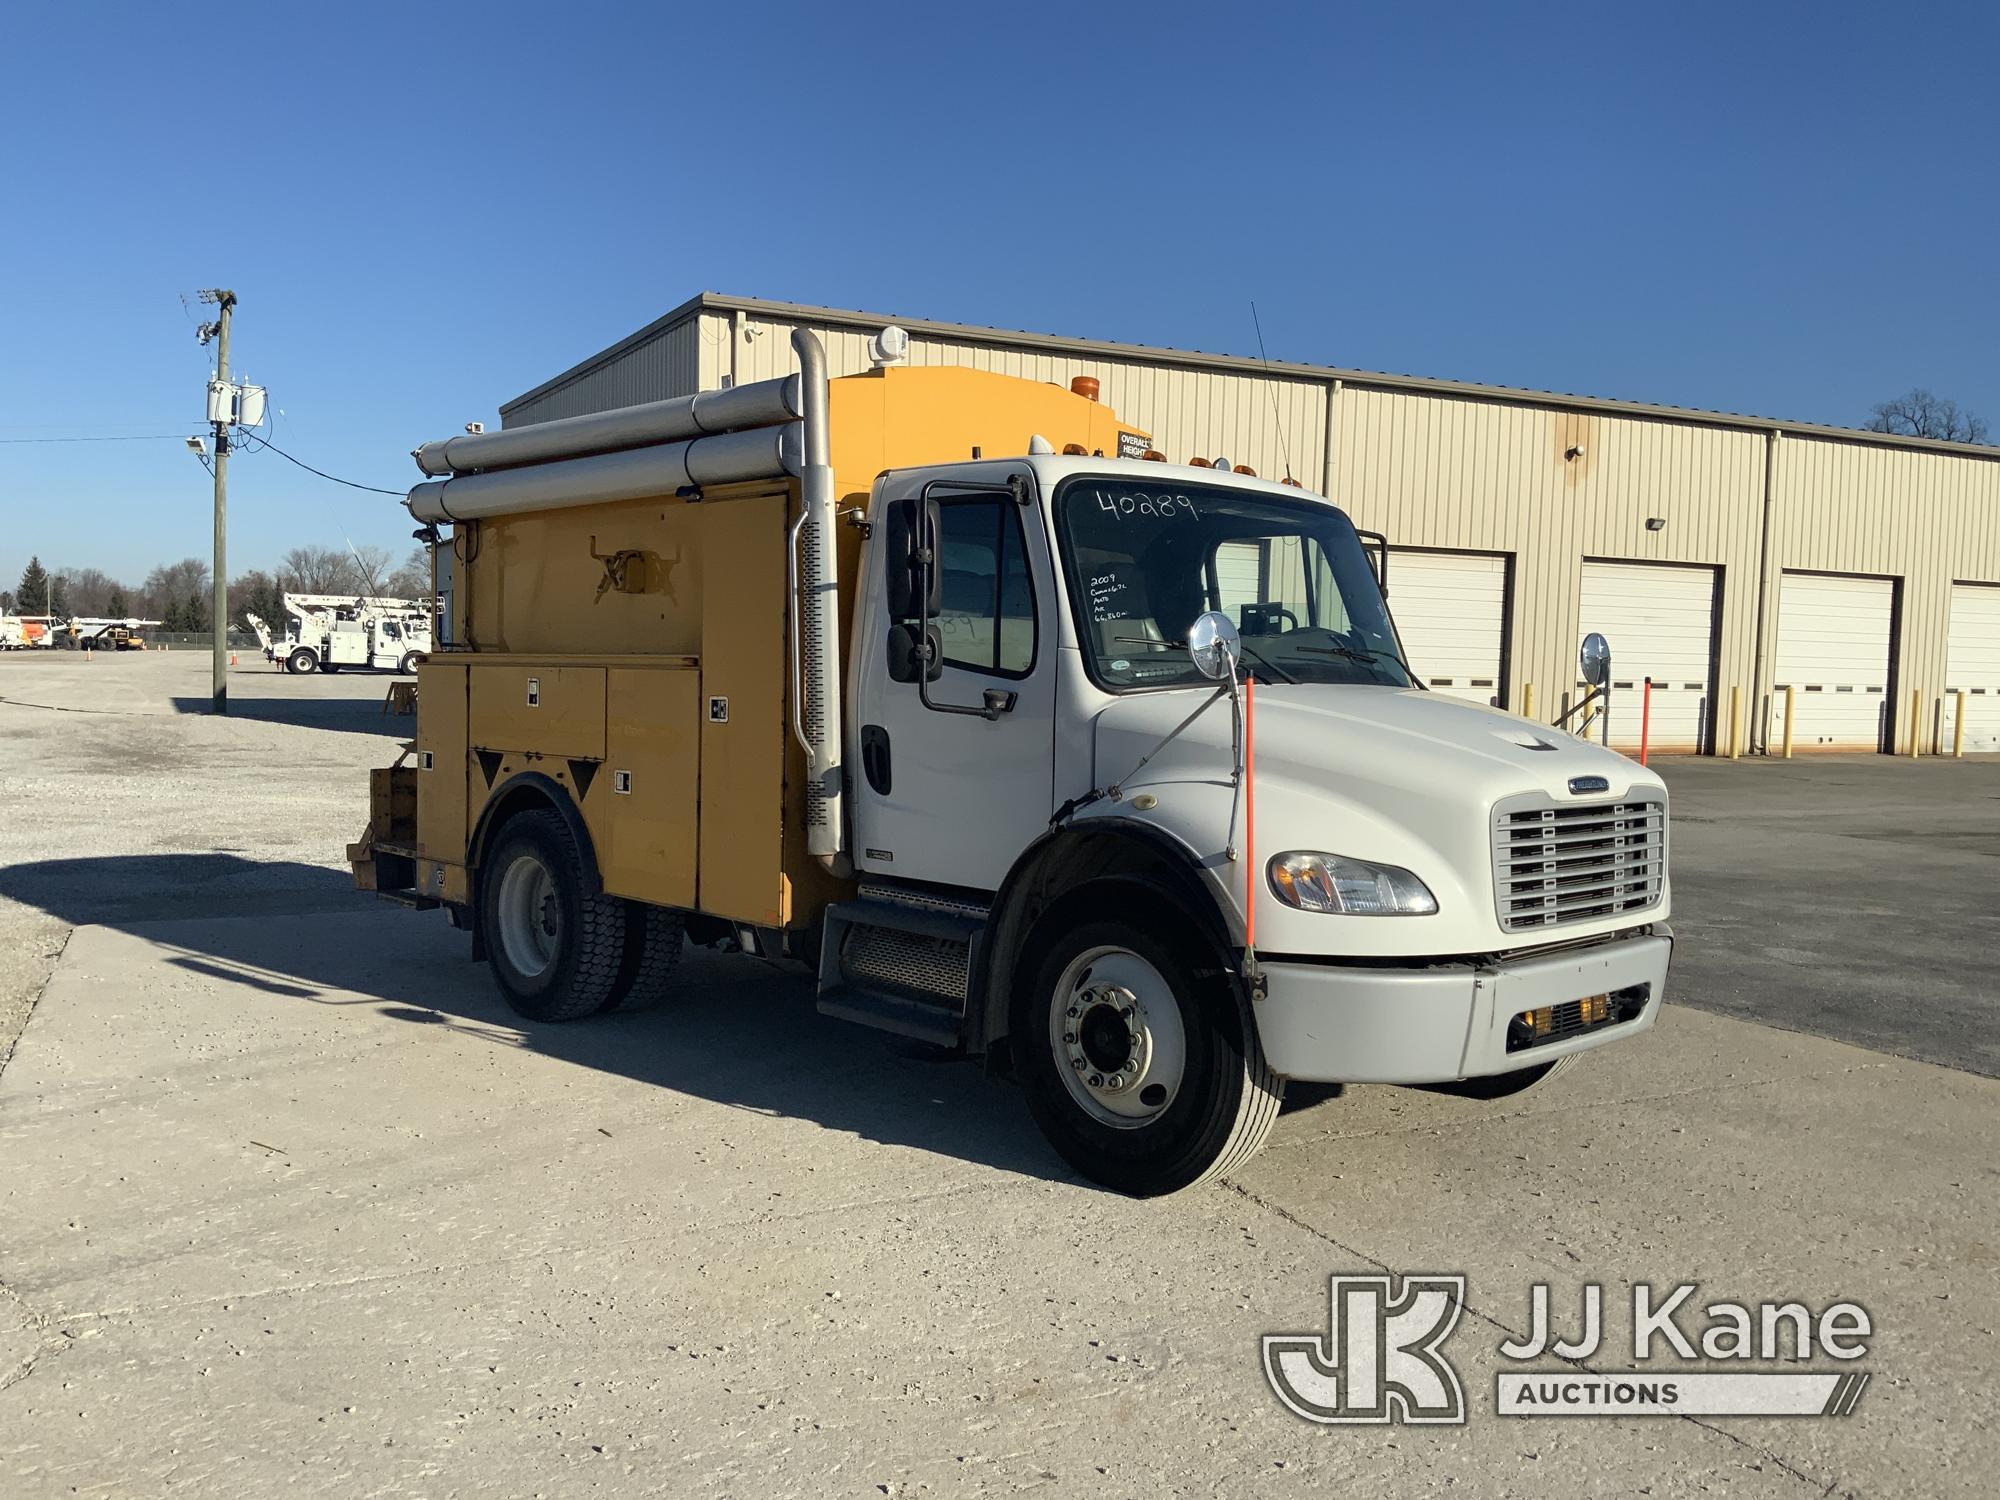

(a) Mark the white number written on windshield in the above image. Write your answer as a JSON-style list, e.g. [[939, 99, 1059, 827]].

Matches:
[[1095, 490, 1197, 521]]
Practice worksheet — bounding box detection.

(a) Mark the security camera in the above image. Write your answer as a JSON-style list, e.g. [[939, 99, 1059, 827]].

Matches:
[[464, 421, 485, 435], [185, 436, 207, 455]]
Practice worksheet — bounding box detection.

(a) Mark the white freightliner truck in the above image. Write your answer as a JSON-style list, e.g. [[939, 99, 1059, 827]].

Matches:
[[359, 330, 1672, 1195], [249, 593, 432, 675]]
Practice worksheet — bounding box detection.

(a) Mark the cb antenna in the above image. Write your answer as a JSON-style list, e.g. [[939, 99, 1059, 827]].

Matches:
[[1250, 301, 1294, 484]]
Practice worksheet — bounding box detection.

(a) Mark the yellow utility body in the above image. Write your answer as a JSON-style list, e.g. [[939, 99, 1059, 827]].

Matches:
[[360, 345, 1142, 943]]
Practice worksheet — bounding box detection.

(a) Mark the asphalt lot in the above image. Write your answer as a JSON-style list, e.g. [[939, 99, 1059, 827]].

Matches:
[[1, 651, 1994, 1498], [1659, 756, 2000, 1077]]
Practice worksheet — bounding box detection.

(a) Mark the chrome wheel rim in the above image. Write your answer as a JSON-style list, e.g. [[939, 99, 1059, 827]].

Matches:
[[1048, 944, 1186, 1128], [494, 851, 560, 979]]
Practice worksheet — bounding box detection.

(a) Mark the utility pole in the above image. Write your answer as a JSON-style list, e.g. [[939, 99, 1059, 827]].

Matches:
[[202, 290, 236, 714]]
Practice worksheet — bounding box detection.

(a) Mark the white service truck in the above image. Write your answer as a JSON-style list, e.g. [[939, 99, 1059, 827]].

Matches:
[[250, 593, 432, 675], [357, 332, 1672, 1194]]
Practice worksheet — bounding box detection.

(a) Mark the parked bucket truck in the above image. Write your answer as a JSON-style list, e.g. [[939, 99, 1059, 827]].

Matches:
[[250, 593, 431, 675], [352, 330, 1673, 1194]]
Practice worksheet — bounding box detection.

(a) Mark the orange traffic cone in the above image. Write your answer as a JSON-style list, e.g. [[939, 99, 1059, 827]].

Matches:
[[230, 652, 238, 666]]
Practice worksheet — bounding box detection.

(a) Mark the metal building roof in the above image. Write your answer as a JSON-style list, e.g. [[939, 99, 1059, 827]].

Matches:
[[501, 292, 1998, 462]]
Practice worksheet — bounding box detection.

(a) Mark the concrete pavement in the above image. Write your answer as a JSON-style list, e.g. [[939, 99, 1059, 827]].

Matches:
[[2, 651, 1995, 1497], [1, 908, 1992, 1497]]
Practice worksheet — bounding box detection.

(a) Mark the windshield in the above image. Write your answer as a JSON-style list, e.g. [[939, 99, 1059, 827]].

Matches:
[[1055, 476, 1411, 691]]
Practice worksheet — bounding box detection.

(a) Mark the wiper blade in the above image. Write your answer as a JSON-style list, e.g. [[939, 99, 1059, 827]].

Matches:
[[1296, 642, 1427, 687], [1237, 642, 1297, 684], [1111, 634, 1297, 683]]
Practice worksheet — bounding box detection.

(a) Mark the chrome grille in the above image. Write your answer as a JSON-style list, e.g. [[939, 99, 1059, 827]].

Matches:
[[1492, 796, 1665, 932]]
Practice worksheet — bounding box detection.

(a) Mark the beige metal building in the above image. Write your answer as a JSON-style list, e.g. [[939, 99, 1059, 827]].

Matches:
[[501, 293, 2000, 756]]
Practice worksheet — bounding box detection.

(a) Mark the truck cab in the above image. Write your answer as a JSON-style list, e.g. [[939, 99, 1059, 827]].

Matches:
[[356, 331, 1670, 1195]]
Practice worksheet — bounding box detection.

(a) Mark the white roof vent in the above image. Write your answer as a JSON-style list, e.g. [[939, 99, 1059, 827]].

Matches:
[[1028, 434, 1055, 455], [868, 325, 910, 367]]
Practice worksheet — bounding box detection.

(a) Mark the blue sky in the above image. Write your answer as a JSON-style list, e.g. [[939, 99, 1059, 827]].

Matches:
[[2, 1, 1994, 587]]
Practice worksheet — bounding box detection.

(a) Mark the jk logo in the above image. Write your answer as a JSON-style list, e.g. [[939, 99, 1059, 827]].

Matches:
[[1263, 1274, 1467, 1425]]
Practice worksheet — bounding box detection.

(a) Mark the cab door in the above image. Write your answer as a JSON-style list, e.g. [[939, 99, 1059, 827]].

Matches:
[[849, 474, 1056, 892]]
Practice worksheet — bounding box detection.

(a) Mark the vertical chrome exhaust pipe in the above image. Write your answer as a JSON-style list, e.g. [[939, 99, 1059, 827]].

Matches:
[[789, 329, 848, 875]]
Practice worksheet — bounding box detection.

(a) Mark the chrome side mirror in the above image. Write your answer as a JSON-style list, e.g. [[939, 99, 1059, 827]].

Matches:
[[1579, 631, 1610, 688], [1188, 610, 1241, 681]]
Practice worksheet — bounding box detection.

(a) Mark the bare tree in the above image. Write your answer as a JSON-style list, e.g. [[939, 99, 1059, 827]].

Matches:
[[278, 545, 357, 594], [1864, 389, 1989, 444], [55, 566, 128, 617], [385, 546, 431, 599], [139, 559, 211, 620], [348, 543, 394, 598]]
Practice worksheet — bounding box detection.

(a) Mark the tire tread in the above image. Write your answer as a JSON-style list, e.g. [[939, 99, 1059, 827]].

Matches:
[[604, 905, 686, 1012], [486, 810, 627, 1022]]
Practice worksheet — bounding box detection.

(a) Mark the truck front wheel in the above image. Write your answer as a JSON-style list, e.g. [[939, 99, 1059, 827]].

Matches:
[[286, 648, 317, 675], [481, 810, 632, 1022], [1014, 911, 1283, 1196]]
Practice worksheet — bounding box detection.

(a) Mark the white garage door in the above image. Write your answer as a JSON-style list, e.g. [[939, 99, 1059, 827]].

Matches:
[[1387, 550, 1508, 706], [1769, 571, 1895, 751], [1576, 561, 1718, 754], [1942, 582, 2000, 754]]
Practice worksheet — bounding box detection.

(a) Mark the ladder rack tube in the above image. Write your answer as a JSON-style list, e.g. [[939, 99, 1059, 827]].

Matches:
[[412, 374, 803, 477], [406, 423, 801, 524]]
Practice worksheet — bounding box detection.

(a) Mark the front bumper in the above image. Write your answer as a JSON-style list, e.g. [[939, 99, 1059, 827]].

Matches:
[[1253, 928, 1672, 1083]]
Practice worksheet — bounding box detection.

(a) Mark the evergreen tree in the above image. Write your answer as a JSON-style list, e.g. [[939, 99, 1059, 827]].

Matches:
[[161, 598, 185, 631], [107, 587, 128, 617], [184, 591, 209, 632], [17, 556, 51, 614]]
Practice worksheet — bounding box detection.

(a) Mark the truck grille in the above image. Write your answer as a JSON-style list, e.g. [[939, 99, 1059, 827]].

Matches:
[[1492, 796, 1665, 932]]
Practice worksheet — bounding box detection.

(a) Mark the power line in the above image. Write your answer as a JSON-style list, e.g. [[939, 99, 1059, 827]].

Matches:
[[236, 434, 406, 496], [0, 433, 189, 444]]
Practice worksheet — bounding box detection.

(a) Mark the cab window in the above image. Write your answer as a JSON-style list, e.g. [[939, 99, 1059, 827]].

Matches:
[[934, 497, 1036, 677]]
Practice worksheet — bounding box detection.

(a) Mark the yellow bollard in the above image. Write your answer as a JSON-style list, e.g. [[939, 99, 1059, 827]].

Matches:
[[1909, 689, 1922, 757], [1955, 690, 1967, 759], [1782, 685, 1796, 759], [1728, 685, 1742, 759], [1523, 682, 1536, 721]]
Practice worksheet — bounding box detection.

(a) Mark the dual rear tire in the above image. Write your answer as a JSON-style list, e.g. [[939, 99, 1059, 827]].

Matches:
[[479, 810, 684, 1022]]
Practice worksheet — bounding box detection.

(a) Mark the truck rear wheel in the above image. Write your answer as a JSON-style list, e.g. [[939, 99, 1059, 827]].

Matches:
[[286, 648, 317, 675], [481, 810, 631, 1022], [1013, 909, 1283, 1196], [601, 905, 686, 1013]]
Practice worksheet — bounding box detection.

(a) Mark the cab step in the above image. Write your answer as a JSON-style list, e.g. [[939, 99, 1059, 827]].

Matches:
[[817, 896, 988, 1047]]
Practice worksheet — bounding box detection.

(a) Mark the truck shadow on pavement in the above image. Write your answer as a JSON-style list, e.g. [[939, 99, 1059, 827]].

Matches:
[[168, 693, 411, 737], [6, 852, 1236, 1187]]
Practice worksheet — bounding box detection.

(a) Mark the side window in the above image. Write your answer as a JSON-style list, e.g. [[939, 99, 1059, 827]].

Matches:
[[382, 620, 401, 641], [933, 498, 1036, 676]]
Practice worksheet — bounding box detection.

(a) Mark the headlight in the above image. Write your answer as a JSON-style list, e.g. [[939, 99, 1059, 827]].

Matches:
[[1267, 851, 1438, 916]]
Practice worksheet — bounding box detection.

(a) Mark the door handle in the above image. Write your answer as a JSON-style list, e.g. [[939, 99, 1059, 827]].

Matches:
[[860, 724, 892, 795]]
